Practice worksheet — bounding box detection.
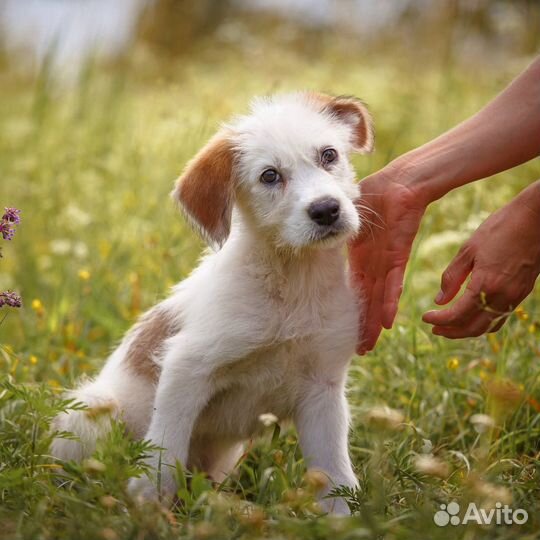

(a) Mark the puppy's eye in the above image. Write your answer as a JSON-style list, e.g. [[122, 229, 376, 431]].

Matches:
[[321, 148, 338, 165], [260, 168, 281, 185]]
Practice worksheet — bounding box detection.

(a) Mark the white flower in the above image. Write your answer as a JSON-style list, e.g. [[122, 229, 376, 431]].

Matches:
[[258, 413, 278, 427], [65, 204, 92, 227], [73, 241, 89, 259], [469, 413, 495, 433], [365, 405, 404, 431], [50, 239, 72, 255], [420, 438, 433, 454], [413, 455, 450, 479]]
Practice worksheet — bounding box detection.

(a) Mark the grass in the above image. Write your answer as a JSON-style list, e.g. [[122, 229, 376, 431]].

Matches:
[[1, 29, 540, 540]]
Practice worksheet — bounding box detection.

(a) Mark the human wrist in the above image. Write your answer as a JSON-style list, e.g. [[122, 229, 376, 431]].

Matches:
[[517, 180, 540, 219], [386, 146, 465, 207]]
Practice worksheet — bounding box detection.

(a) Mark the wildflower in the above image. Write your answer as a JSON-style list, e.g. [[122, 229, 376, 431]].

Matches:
[[273, 449, 284, 465], [78, 269, 91, 281], [469, 413, 495, 433], [528, 322, 539, 334], [413, 455, 450, 479], [258, 412, 278, 427], [304, 469, 329, 491], [485, 378, 522, 411], [0, 291, 22, 308], [2, 207, 21, 224], [0, 207, 20, 240], [447, 357, 460, 370], [99, 495, 117, 509], [515, 306, 529, 321], [49, 239, 72, 255], [365, 405, 404, 431], [100, 528, 118, 540], [0, 220, 14, 240], [83, 458, 106, 473], [86, 401, 117, 419], [237, 505, 266, 528], [488, 334, 500, 354], [470, 477, 512, 506], [31, 298, 44, 315], [192, 522, 218, 539], [29, 355, 38, 365], [420, 438, 433, 454]]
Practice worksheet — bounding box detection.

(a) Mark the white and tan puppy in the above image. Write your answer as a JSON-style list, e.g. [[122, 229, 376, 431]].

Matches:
[[51, 92, 373, 513]]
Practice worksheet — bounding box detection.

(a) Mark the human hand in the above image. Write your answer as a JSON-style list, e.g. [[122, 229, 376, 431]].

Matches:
[[349, 164, 427, 354], [423, 181, 540, 338]]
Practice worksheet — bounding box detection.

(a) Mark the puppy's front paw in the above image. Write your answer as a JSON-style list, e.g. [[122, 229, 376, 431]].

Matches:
[[320, 496, 352, 515]]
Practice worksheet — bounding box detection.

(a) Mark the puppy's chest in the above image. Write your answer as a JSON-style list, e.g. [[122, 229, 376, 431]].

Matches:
[[245, 261, 356, 341]]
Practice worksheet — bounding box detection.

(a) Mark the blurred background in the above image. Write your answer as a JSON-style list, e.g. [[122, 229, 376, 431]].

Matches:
[[0, 0, 539, 362]]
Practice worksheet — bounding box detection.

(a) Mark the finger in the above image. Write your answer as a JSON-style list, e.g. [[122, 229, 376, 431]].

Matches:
[[422, 289, 479, 327], [435, 246, 474, 305], [381, 263, 406, 329], [431, 311, 498, 339], [357, 277, 385, 354]]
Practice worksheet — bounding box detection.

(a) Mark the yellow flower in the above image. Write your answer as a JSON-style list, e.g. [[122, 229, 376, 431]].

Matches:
[[515, 306, 529, 321], [31, 299, 44, 315], [528, 322, 539, 334], [447, 357, 460, 370], [78, 269, 91, 281], [488, 334, 500, 354], [29, 355, 38, 365]]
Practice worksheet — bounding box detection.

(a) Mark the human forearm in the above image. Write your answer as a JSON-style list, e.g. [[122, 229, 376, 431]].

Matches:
[[393, 57, 540, 205]]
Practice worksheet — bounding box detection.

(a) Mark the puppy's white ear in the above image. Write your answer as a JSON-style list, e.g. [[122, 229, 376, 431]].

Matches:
[[173, 133, 235, 247], [313, 94, 374, 153]]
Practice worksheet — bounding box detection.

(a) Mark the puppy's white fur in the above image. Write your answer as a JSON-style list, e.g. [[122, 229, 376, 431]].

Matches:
[[51, 92, 373, 514]]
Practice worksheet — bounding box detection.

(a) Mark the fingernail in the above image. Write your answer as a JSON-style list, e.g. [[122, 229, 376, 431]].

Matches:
[[435, 291, 444, 303]]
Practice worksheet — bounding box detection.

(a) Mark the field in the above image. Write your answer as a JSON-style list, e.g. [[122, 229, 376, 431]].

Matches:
[[1, 18, 540, 540]]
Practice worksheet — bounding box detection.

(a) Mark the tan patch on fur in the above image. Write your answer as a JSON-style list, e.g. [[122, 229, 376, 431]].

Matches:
[[125, 308, 178, 381], [173, 133, 235, 247], [307, 92, 374, 153]]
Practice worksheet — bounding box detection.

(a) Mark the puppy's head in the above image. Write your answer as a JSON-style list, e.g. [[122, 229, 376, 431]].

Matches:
[[173, 92, 373, 251]]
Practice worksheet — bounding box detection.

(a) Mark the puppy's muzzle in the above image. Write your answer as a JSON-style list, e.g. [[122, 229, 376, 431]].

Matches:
[[307, 198, 340, 226]]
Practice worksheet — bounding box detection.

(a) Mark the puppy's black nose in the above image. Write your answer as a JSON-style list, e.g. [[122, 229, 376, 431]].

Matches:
[[308, 198, 340, 226]]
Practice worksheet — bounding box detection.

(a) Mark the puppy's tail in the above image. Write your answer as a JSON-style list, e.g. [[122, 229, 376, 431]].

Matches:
[[50, 378, 120, 462]]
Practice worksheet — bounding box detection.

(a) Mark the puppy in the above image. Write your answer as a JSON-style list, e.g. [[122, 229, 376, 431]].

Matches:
[[51, 92, 373, 514]]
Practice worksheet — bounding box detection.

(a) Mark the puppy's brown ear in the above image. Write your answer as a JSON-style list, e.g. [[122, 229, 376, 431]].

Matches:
[[312, 94, 374, 153], [172, 133, 235, 247]]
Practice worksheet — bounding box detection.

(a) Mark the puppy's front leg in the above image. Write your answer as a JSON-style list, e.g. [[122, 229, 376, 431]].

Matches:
[[295, 378, 357, 514], [128, 357, 213, 502]]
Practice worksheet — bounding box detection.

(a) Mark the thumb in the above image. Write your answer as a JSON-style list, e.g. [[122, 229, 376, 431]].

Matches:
[[435, 244, 474, 305]]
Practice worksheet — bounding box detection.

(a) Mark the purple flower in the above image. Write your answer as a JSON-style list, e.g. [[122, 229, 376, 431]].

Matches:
[[0, 207, 20, 240], [0, 221, 14, 241], [2, 207, 21, 224], [0, 291, 22, 308]]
